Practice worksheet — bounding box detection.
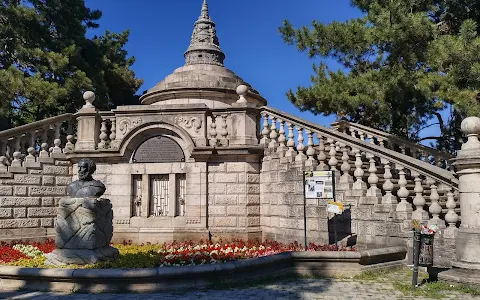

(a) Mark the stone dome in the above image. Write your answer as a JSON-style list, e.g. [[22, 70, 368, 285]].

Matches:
[[139, 0, 266, 107]]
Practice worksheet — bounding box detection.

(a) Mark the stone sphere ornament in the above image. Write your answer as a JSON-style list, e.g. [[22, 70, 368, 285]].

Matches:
[[236, 84, 248, 104], [460, 116, 480, 136], [82, 91, 96, 108], [460, 116, 480, 151]]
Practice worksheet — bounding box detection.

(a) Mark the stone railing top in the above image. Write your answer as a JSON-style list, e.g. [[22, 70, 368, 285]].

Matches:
[[261, 106, 458, 189], [331, 120, 453, 160], [0, 113, 73, 139]]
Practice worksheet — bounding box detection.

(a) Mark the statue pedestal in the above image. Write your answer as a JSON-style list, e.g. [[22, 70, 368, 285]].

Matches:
[[46, 247, 119, 265], [46, 197, 118, 266]]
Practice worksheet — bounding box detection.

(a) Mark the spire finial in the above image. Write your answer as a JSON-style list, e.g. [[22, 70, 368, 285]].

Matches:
[[184, 0, 225, 66], [200, 0, 209, 20]]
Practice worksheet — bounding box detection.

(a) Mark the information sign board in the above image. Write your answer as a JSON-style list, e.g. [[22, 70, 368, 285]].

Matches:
[[304, 171, 334, 199]]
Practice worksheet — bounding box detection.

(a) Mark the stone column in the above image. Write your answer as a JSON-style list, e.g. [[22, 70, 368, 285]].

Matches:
[[228, 85, 260, 146], [440, 116, 480, 284], [75, 91, 101, 151]]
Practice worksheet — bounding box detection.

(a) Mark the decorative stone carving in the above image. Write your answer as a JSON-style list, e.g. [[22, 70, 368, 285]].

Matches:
[[118, 117, 143, 135], [45, 158, 118, 266], [174, 116, 202, 133]]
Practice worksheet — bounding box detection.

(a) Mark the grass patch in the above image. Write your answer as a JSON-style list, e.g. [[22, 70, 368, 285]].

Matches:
[[354, 266, 480, 298]]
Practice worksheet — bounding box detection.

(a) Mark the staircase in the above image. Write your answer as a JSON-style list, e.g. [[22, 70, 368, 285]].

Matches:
[[259, 106, 459, 231]]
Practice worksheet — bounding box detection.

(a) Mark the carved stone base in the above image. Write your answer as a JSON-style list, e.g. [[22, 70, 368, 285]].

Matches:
[[45, 246, 119, 266]]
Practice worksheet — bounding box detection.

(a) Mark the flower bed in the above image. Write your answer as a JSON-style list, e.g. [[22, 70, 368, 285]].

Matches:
[[0, 239, 354, 269]]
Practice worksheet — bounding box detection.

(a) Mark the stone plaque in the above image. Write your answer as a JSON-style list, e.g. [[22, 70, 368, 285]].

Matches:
[[133, 136, 185, 163]]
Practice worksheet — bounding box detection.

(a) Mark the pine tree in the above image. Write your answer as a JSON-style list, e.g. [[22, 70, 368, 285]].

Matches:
[[0, 0, 143, 130], [279, 0, 479, 153]]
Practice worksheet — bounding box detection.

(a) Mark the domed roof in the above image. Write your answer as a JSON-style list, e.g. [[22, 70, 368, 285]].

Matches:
[[140, 0, 266, 106]]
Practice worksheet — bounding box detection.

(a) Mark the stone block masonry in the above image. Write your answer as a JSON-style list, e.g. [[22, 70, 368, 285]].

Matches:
[[207, 160, 261, 241], [0, 159, 72, 241]]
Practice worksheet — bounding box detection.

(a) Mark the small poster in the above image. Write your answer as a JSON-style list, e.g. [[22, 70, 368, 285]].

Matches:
[[327, 200, 343, 214], [304, 171, 334, 199]]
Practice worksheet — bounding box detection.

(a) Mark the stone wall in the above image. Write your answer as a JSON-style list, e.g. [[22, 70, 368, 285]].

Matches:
[[207, 157, 261, 241], [259, 151, 457, 266], [260, 156, 331, 245], [0, 158, 72, 241]]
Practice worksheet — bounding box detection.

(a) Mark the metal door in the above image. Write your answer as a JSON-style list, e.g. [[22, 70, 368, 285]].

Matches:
[[150, 174, 169, 216]]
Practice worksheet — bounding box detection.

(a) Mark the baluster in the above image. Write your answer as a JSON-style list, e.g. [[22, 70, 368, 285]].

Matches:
[[350, 129, 357, 139], [98, 119, 108, 149], [435, 156, 444, 168], [327, 139, 338, 171], [316, 134, 328, 171], [276, 119, 287, 157], [39, 125, 50, 158], [352, 149, 366, 192], [339, 143, 352, 188], [395, 166, 412, 213], [284, 122, 296, 160], [381, 159, 396, 203], [109, 118, 116, 142], [428, 181, 446, 228], [444, 188, 458, 227], [295, 127, 307, 162], [220, 115, 228, 146], [209, 115, 218, 147], [411, 172, 428, 221], [0, 156, 8, 172], [420, 150, 427, 162], [358, 131, 365, 141], [268, 116, 278, 149], [65, 120, 75, 152], [378, 138, 385, 147], [260, 112, 270, 147], [52, 123, 62, 153], [11, 136, 22, 167], [366, 153, 380, 197], [305, 130, 317, 168], [25, 147, 36, 163], [367, 134, 375, 145]]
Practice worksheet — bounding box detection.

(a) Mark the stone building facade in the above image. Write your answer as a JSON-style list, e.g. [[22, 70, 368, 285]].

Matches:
[[0, 0, 463, 267]]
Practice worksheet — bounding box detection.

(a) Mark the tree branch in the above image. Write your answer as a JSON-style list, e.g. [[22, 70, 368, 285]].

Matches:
[[418, 136, 441, 142], [413, 122, 440, 136]]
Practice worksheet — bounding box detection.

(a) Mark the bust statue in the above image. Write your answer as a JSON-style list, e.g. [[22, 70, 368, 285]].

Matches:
[[46, 158, 117, 266], [67, 158, 106, 198]]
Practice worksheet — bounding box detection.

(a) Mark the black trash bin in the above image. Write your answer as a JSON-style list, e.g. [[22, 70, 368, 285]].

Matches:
[[418, 233, 434, 267]]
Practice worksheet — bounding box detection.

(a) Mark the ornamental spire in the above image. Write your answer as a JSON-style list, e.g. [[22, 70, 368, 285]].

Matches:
[[184, 0, 225, 66]]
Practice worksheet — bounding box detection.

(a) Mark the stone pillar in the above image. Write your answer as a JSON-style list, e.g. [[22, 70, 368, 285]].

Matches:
[[439, 116, 480, 284], [75, 91, 101, 151], [228, 85, 260, 146]]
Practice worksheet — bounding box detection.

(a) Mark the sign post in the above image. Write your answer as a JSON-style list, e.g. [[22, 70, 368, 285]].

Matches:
[[303, 170, 340, 250]]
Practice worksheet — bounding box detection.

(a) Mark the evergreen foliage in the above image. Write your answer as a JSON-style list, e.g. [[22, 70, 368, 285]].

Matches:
[[0, 0, 143, 130], [279, 0, 480, 153]]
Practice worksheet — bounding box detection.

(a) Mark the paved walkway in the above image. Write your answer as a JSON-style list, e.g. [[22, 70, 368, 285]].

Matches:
[[0, 278, 478, 300]]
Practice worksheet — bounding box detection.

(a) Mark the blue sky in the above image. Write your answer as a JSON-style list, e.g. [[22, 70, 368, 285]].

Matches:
[[84, 0, 363, 128]]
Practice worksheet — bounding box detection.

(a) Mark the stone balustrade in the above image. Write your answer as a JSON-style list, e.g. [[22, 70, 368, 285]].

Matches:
[[97, 112, 117, 150], [260, 106, 459, 232], [331, 120, 454, 170], [0, 114, 74, 172]]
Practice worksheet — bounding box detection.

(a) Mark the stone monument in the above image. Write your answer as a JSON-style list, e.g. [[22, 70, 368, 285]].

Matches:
[[45, 158, 118, 265]]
